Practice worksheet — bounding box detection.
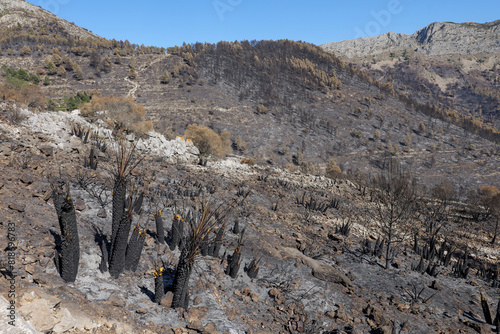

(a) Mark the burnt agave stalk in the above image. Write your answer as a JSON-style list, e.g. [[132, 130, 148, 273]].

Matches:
[[110, 176, 127, 256], [132, 191, 144, 214], [209, 224, 225, 257], [481, 292, 493, 325], [226, 247, 241, 279], [155, 210, 165, 244], [52, 183, 80, 283], [170, 214, 184, 251], [109, 204, 133, 279], [246, 257, 260, 279], [171, 248, 194, 309], [171, 199, 226, 310], [110, 141, 142, 262], [84, 146, 98, 170], [154, 265, 165, 305], [125, 224, 146, 272]]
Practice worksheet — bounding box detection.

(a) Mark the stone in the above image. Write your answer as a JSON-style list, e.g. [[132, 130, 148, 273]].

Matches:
[[74, 198, 86, 211], [32, 272, 65, 289], [8, 201, 26, 212], [186, 319, 203, 332], [39, 145, 53, 157], [280, 247, 353, 288], [108, 295, 127, 308], [161, 291, 173, 308], [430, 280, 443, 291], [204, 322, 219, 334], [20, 173, 36, 184], [0, 145, 12, 157], [193, 296, 202, 306], [136, 308, 147, 314], [268, 288, 285, 305], [97, 208, 107, 218], [364, 304, 388, 328]]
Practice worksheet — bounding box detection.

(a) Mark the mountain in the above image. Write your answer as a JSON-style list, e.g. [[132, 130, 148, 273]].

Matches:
[[322, 20, 500, 58], [322, 20, 500, 135], [0, 5, 498, 192], [0, 0, 101, 41]]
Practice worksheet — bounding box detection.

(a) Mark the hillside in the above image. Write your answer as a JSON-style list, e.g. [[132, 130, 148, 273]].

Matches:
[[321, 20, 500, 133], [1, 2, 500, 333]]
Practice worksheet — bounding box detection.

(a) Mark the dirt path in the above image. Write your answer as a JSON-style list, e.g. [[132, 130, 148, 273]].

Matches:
[[125, 54, 170, 99]]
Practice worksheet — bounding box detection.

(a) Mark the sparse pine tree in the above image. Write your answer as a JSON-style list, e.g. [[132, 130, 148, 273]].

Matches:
[[418, 121, 426, 134], [160, 71, 170, 84], [19, 45, 31, 56], [73, 63, 84, 80], [57, 65, 66, 76], [128, 68, 136, 80]]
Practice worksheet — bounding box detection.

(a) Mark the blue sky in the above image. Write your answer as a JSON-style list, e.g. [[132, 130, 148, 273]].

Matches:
[[27, 0, 499, 47]]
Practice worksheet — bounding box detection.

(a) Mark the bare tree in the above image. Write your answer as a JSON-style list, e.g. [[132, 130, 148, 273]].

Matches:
[[371, 158, 418, 269]]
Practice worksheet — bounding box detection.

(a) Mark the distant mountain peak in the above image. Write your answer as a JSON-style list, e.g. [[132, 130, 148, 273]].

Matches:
[[0, 0, 101, 40], [322, 20, 500, 58]]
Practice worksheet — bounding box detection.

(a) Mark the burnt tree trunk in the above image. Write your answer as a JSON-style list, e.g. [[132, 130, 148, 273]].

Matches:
[[154, 271, 164, 305], [171, 249, 193, 309], [125, 227, 146, 272], [155, 212, 165, 244], [170, 216, 184, 251], [110, 177, 126, 257], [52, 187, 80, 283], [109, 214, 132, 278]]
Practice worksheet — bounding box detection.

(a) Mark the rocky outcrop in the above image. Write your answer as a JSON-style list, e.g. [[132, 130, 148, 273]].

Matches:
[[17, 109, 199, 162], [322, 20, 500, 58]]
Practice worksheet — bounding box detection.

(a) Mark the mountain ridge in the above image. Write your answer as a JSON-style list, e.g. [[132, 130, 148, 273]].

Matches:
[[322, 20, 500, 58]]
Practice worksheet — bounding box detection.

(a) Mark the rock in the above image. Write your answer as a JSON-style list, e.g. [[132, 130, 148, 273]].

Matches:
[[136, 308, 147, 314], [364, 304, 388, 328], [97, 208, 107, 218], [280, 247, 353, 288], [312, 264, 352, 288], [462, 320, 490, 334], [0, 145, 12, 157], [108, 295, 127, 308], [203, 322, 219, 334], [74, 197, 86, 211], [16, 288, 93, 333], [161, 291, 173, 308], [430, 280, 443, 291], [334, 304, 350, 322], [322, 21, 500, 58], [32, 273, 65, 289], [268, 288, 285, 305], [22, 255, 37, 264], [187, 319, 203, 332], [20, 173, 35, 184], [193, 296, 202, 306], [39, 145, 53, 157], [8, 202, 26, 212], [183, 307, 207, 323]]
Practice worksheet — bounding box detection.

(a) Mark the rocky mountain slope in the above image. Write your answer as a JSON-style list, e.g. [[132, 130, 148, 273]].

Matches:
[[322, 20, 500, 58], [322, 20, 500, 137], [1, 101, 500, 334], [0, 0, 100, 40]]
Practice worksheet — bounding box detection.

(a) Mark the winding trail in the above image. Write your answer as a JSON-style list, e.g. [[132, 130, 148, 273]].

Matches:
[[124, 54, 170, 99]]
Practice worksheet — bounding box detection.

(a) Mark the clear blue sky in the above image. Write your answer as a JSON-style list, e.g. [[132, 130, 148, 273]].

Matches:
[[27, 0, 499, 47]]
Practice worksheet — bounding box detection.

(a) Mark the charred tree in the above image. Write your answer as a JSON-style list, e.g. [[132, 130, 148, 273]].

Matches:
[[52, 182, 80, 283]]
